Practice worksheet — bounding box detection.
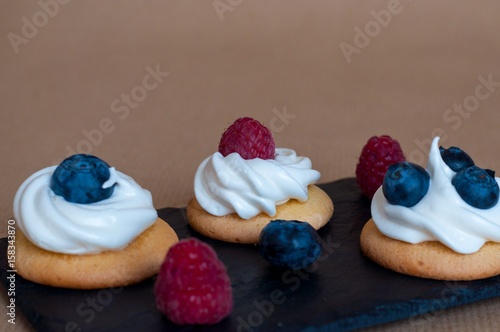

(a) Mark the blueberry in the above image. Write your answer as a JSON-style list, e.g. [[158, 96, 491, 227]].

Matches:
[[439, 146, 475, 172], [382, 162, 430, 207], [259, 220, 321, 269], [452, 166, 499, 209], [50, 154, 116, 204]]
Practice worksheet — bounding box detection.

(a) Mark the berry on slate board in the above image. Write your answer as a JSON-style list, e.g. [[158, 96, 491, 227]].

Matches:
[[50, 154, 115, 204], [439, 146, 475, 172], [356, 135, 406, 199], [452, 166, 499, 209], [382, 162, 430, 207], [218, 117, 275, 160], [154, 238, 233, 325], [259, 220, 322, 269]]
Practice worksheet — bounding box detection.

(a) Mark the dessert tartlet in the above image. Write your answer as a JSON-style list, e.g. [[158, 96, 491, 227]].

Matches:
[[361, 137, 500, 280], [13, 154, 178, 289], [186, 117, 333, 244]]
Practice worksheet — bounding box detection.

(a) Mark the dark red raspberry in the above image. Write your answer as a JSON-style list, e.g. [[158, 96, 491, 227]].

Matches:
[[154, 238, 233, 325], [356, 135, 406, 199], [218, 117, 275, 159]]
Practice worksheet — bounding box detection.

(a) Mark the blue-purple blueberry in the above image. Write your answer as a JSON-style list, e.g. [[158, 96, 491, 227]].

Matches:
[[259, 220, 321, 269], [452, 166, 499, 209], [439, 146, 475, 172], [382, 162, 430, 207], [50, 154, 115, 204]]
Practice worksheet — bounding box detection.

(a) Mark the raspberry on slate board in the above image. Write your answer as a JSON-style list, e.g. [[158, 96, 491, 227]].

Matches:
[[154, 238, 233, 325]]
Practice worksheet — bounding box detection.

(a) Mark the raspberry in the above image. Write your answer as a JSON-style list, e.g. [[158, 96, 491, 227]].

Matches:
[[154, 238, 233, 325], [356, 135, 406, 199], [218, 117, 275, 159]]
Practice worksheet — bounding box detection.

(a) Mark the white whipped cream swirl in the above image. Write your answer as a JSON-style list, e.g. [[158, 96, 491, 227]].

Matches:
[[372, 137, 500, 254], [13, 166, 158, 255], [194, 148, 320, 219]]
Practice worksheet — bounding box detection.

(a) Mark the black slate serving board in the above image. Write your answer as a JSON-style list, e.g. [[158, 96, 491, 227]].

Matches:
[[2, 178, 500, 332]]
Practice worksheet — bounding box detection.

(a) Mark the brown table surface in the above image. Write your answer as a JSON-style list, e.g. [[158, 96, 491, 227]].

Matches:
[[2, 1, 500, 331]]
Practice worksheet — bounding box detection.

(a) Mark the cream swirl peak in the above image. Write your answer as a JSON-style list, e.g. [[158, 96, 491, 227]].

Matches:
[[372, 137, 500, 254], [13, 166, 158, 254], [194, 148, 321, 219]]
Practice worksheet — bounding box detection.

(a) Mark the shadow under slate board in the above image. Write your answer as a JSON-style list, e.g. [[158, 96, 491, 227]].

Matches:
[[2, 178, 500, 332]]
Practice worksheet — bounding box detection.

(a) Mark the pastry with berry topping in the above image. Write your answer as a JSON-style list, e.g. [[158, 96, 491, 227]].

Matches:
[[187, 117, 333, 244], [360, 137, 500, 280], [13, 154, 178, 289]]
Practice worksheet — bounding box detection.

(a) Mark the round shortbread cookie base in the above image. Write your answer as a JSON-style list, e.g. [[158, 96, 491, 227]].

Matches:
[[15, 218, 178, 289], [360, 219, 500, 281], [187, 185, 334, 244]]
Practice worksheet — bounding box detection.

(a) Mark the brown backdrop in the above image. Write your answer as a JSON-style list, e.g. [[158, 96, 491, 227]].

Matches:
[[2, 1, 500, 331]]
